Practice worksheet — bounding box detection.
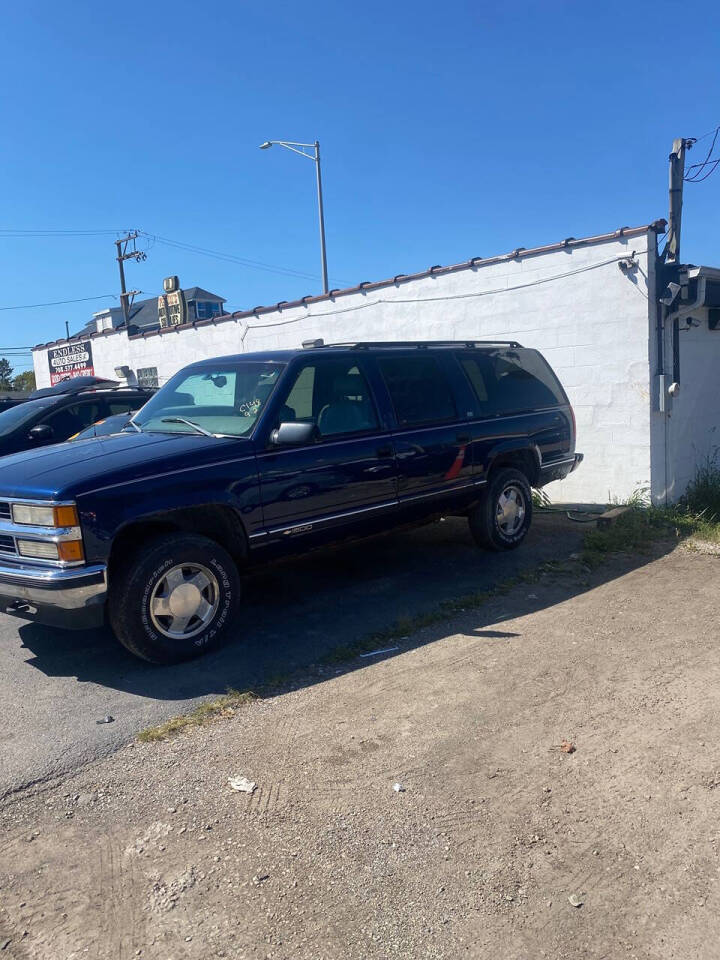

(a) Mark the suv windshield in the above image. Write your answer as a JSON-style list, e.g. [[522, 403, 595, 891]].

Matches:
[[0, 397, 55, 437], [132, 362, 285, 437]]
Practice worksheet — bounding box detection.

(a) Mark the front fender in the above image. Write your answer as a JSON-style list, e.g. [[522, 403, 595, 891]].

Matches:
[[77, 456, 262, 563]]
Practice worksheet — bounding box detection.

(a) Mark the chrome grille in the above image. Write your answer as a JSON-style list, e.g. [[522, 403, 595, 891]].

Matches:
[[0, 502, 10, 521], [0, 534, 16, 555]]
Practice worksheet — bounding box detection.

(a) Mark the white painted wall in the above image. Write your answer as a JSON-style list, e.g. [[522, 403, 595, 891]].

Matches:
[[665, 311, 720, 499], [33, 230, 658, 504]]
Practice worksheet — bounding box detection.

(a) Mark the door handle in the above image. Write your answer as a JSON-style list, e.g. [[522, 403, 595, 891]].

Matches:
[[376, 444, 393, 458], [456, 434, 471, 444]]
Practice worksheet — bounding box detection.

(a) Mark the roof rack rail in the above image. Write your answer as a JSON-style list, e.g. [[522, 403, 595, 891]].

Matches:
[[310, 339, 523, 350]]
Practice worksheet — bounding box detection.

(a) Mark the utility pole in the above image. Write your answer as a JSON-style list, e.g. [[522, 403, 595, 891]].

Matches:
[[115, 231, 146, 325], [664, 138, 692, 266]]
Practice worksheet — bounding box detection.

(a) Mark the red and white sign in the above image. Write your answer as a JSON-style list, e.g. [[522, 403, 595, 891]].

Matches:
[[48, 340, 95, 385]]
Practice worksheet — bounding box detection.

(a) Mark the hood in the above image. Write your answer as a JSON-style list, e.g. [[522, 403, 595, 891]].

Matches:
[[0, 431, 254, 500]]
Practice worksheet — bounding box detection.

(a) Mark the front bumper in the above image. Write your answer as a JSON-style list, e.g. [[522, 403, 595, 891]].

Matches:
[[0, 560, 107, 630]]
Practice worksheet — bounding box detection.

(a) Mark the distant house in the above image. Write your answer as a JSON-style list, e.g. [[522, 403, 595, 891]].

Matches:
[[73, 286, 226, 338]]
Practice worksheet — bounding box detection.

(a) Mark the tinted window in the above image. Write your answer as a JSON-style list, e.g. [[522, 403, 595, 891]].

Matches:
[[106, 401, 140, 416], [0, 397, 55, 437], [378, 355, 457, 427], [281, 359, 378, 438], [460, 349, 566, 416], [45, 402, 104, 441]]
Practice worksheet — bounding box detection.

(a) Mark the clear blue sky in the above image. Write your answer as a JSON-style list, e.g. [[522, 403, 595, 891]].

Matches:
[[2, 0, 719, 372]]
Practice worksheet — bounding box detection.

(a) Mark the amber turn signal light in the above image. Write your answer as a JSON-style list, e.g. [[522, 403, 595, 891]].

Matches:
[[58, 540, 84, 562], [54, 505, 80, 528]]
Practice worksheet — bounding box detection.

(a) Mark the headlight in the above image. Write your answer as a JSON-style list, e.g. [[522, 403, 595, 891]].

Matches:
[[17, 540, 60, 560], [11, 503, 79, 528], [16, 539, 85, 562]]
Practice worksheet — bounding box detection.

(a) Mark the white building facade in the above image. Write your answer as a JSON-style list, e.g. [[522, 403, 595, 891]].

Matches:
[[32, 221, 720, 505]]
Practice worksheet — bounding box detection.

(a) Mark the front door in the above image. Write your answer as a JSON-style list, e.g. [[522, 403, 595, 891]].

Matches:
[[256, 356, 397, 543]]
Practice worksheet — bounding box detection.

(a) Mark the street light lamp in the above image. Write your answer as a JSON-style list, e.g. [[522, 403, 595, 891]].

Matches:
[[259, 139, 329, 294]]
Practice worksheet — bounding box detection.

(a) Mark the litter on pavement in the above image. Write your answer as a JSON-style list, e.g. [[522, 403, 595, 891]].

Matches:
[[360, 646, 400, 658], [228, 776, 257, 794]]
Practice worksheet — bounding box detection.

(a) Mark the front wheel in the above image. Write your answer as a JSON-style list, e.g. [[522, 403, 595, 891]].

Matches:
[[109, 533, 241, 664], [469, 467, 532, 551]]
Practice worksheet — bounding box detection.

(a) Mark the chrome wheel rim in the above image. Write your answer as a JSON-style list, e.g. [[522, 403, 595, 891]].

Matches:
[[149, 562, 219, 640], [496, 484, 526, 536]]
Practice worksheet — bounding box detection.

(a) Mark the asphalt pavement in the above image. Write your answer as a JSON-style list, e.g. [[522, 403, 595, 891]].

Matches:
[[0, 513, 584, 798]]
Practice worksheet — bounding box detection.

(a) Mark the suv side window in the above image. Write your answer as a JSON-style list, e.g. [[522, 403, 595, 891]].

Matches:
[[282, 359, 379, 438], [44, 401, 104, 441], [378, 355, 457, 427], [106, 400, 140, 416], [459, 350, 565, 416]]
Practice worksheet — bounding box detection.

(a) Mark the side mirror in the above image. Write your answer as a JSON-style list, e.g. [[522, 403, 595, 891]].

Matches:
[[28, 423, 54, 443], [270, 421, 317, 446]]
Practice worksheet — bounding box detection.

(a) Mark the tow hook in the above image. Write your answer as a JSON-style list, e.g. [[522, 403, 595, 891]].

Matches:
[[6, 599, 37, 615]]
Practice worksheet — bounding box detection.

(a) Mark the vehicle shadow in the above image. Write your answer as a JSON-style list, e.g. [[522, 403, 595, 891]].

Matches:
[[16, 513, 677, 706]]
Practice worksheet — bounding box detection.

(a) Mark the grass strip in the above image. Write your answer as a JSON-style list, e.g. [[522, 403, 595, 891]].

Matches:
[[137, 690, 258, 742]]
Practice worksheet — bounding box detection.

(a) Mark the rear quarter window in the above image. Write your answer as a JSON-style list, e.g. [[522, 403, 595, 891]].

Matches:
[[459, 349, 566, 416], [378, 355, 457, 427]]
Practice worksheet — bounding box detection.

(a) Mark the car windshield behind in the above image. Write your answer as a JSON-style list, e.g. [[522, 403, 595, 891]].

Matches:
[[0, 397, 55, 437], [132, 362, 284, 437]]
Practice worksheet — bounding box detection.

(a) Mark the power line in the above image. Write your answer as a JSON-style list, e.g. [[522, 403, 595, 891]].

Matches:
[[691, 123, 720, 144], [0, 225, 347, 285], [685, 158, 720, 183], [0, 294, 117, 311], [138, 231, 342, 284], [0, 228, 129, 237], [685, 126, 720, 183]]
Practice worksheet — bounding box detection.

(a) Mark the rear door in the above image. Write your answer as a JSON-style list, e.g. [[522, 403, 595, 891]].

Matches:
[[375, 352, 475, 512], [455, 348, 571, 478], [256, 355, 397, 540]]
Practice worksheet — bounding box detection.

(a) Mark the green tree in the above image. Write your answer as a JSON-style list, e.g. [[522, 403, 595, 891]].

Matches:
[[0, 358, 13, 390], [12, 369, 36, 392]]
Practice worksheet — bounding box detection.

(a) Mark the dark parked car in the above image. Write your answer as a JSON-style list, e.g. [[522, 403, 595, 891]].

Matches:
[[0, 380, 153, 457], [0, 340, 581, 663]]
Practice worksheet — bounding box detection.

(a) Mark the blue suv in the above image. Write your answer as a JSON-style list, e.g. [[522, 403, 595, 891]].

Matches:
[[0, 340, 581, 663]]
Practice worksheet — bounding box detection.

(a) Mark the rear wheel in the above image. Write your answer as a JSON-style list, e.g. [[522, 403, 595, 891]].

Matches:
[[109, 533, 241, 664], [469, 467, 532, 551]]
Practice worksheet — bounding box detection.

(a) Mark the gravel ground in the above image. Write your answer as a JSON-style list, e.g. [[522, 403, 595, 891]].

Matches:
[[2, 543, 720, 959], [0, 513, 582, 798]]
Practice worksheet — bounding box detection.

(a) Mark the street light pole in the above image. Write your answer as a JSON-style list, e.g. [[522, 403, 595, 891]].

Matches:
[[260, 139, 329, 294], [313, 141, 329, 295]]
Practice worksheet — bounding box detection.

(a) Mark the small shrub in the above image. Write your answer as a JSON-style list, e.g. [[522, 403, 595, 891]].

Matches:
[[682, 457, 720, 520]]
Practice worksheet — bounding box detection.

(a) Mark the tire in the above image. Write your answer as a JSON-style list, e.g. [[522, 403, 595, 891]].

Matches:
[[108, 533, 241, 664], [469, 467, 533, 551]]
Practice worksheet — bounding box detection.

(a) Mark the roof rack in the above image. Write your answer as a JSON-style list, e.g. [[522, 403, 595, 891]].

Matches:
[[29, 378, 153, 400], [301, 339, 522, 350]]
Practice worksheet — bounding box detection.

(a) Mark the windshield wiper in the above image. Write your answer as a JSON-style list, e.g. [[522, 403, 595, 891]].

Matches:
[[123, 420, 142, 433], [160, 416, 217, 438]]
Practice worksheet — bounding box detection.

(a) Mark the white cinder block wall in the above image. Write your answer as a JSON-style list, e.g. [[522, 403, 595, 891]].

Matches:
[[665, 313, 720, 499], [34, 227, 661, 504]]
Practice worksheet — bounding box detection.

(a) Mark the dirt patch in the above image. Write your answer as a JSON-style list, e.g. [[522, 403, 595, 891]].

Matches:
[[2, 546, 720, 959]]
